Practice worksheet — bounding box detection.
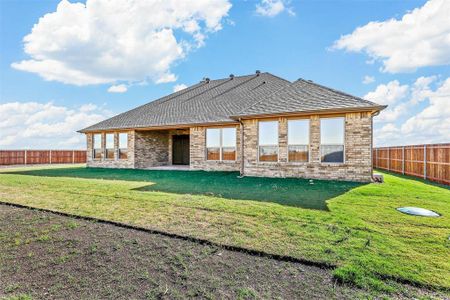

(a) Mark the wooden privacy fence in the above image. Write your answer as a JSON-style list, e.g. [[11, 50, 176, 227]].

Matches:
[[0, 150, 86, 165], [373, 143, 450, 185]]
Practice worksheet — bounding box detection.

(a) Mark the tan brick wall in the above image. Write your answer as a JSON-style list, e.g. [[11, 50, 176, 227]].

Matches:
[[190, 125, 241, 172], [241, 112, 373, 182], [86, 131, 135, 168], [85, 111, 372, 182], [134, 130, 170, 168]]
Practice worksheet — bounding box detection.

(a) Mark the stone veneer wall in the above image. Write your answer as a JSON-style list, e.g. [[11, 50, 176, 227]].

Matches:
[[86, 131, 135, 168], [241, 112, 373, 182], [134, 130, 170, 168], [86, 111, 372, 181], [190, 125, 241, 171]]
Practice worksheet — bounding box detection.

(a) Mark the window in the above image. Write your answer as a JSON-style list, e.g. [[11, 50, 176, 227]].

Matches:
[[206, 129, 220, 160], [105, 133, 115, 159], [206, 127, 237, 161], [258, 121, 278, 162], [321, 117, 344, 163], [221, 128, 236, 160], [93, 134, 102, 159], [288, 119, 309, 162], [119, 133, 128, 159]]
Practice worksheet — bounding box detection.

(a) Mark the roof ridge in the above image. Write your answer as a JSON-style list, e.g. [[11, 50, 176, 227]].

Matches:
[[204, 74, 260, 103], [296, 79, 378, 106], [262, 72, 291, 83], [178, 77, 234, 104], [233, 77, 293, 117]]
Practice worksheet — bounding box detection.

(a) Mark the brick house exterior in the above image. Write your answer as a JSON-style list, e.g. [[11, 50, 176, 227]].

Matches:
[[81, 72, 385, 182]]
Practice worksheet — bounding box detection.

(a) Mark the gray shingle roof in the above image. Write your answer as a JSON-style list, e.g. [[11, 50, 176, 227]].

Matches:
[[233, 79, 384, 117], [80, 73, 385, 132]]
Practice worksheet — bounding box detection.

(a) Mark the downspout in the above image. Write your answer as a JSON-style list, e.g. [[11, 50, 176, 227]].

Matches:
[[238, 118, 245, 178], [370, 111, 380, 182]]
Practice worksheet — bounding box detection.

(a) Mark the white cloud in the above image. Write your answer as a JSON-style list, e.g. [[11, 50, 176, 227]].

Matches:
[[255, 0, 294, 17], [173, 84, 188, 92], [364, 80, 408, 105], [0, 101, 112, 149], [333, 0, 450, 73], [372, 76, 450, 146], [410, 75, 437, 104], [11, 0, 231, 86], [107, 84, 128, 93], [401, 78, 450, 139], [362, 75, 375, 84]]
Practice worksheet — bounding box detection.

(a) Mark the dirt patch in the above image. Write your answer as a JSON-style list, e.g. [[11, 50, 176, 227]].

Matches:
[[0, 204, 444, 299]]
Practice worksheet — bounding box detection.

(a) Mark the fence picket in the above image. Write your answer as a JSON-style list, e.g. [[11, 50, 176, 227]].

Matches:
[[0, 150, 86, 166], [373, 143, 449, 185]]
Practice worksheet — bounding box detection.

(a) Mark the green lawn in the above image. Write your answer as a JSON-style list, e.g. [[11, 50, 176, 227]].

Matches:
[[0, 166, 449, 292]]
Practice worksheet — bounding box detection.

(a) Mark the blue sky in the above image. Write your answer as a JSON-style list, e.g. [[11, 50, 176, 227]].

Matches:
[[1, 0, 449, 149]]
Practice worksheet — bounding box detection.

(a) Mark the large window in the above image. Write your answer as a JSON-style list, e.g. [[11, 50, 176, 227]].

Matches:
[[119, 133, 128, 159], [206, 128, 236, 161], [258, 121, 278, 162], [93, 134, 102, 159], [105, 133, 115, 159], [288, 119, 309, 162], [321, 117, 345, 163]]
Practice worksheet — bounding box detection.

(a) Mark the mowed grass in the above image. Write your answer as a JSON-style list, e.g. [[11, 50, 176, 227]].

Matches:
[[0, 166, 449, 292]]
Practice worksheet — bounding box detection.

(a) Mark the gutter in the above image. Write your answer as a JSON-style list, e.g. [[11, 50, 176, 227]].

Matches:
[[238, 118, 245, 178]]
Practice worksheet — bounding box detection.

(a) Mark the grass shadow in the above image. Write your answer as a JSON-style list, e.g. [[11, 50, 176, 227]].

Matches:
[[3, 167, 368, 211]]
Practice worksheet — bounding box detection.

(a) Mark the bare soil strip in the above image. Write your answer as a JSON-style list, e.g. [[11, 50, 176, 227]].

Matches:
[[0, 204, 444, 299]]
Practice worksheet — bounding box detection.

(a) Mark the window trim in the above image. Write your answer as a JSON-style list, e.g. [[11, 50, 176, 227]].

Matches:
[[319, 117, 346, 164], [118, 132, 128, 160], [93, 133, 102, 160], [205, 127, 237, 162], [257, 120, 279, 163], [287, 118, 310, 163]]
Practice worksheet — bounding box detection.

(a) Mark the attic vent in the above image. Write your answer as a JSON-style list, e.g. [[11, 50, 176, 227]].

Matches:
[[229, 74, 234, 79], [308, 80, 313, 82], [202, 77, 210, 83], [255, 70, 261, 76]]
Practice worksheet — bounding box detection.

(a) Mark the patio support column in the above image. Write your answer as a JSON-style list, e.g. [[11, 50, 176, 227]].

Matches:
[[239, 118, 245, 177]]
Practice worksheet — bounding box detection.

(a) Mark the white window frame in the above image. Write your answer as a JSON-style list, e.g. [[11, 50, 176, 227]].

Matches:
[[258, 120, 279, 163], [320, 117, 346, 164], [205, 127, 237, 162], [287, 119, 310, 163]]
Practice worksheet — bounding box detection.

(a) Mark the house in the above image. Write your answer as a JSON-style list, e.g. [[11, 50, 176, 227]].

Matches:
[[79, 72, 386, 182]]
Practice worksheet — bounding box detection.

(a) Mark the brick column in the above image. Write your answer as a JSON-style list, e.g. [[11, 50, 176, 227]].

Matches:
[[278, 117, 288, 162], [310, 115, 320, 163]]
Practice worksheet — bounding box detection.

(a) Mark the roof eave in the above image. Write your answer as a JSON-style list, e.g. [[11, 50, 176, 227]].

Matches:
[[230, 105, 387, 120], [78, 120, 240, 133]]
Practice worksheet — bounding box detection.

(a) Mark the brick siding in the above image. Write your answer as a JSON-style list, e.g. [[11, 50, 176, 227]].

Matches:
[[86, 112, 373, 182]]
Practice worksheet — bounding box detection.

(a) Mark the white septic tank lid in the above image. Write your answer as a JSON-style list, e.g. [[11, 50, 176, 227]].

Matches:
[[397, 207, 440, 217]]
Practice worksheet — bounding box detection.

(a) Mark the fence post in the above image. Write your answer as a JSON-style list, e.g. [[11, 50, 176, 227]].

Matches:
[[402, 146, 405, 175], [387, 147, 390, 171], [423, 145, 427, 179], [72, 150, 75, 164], [24, 150, 27, 165], [49, 150, 52, 164]]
